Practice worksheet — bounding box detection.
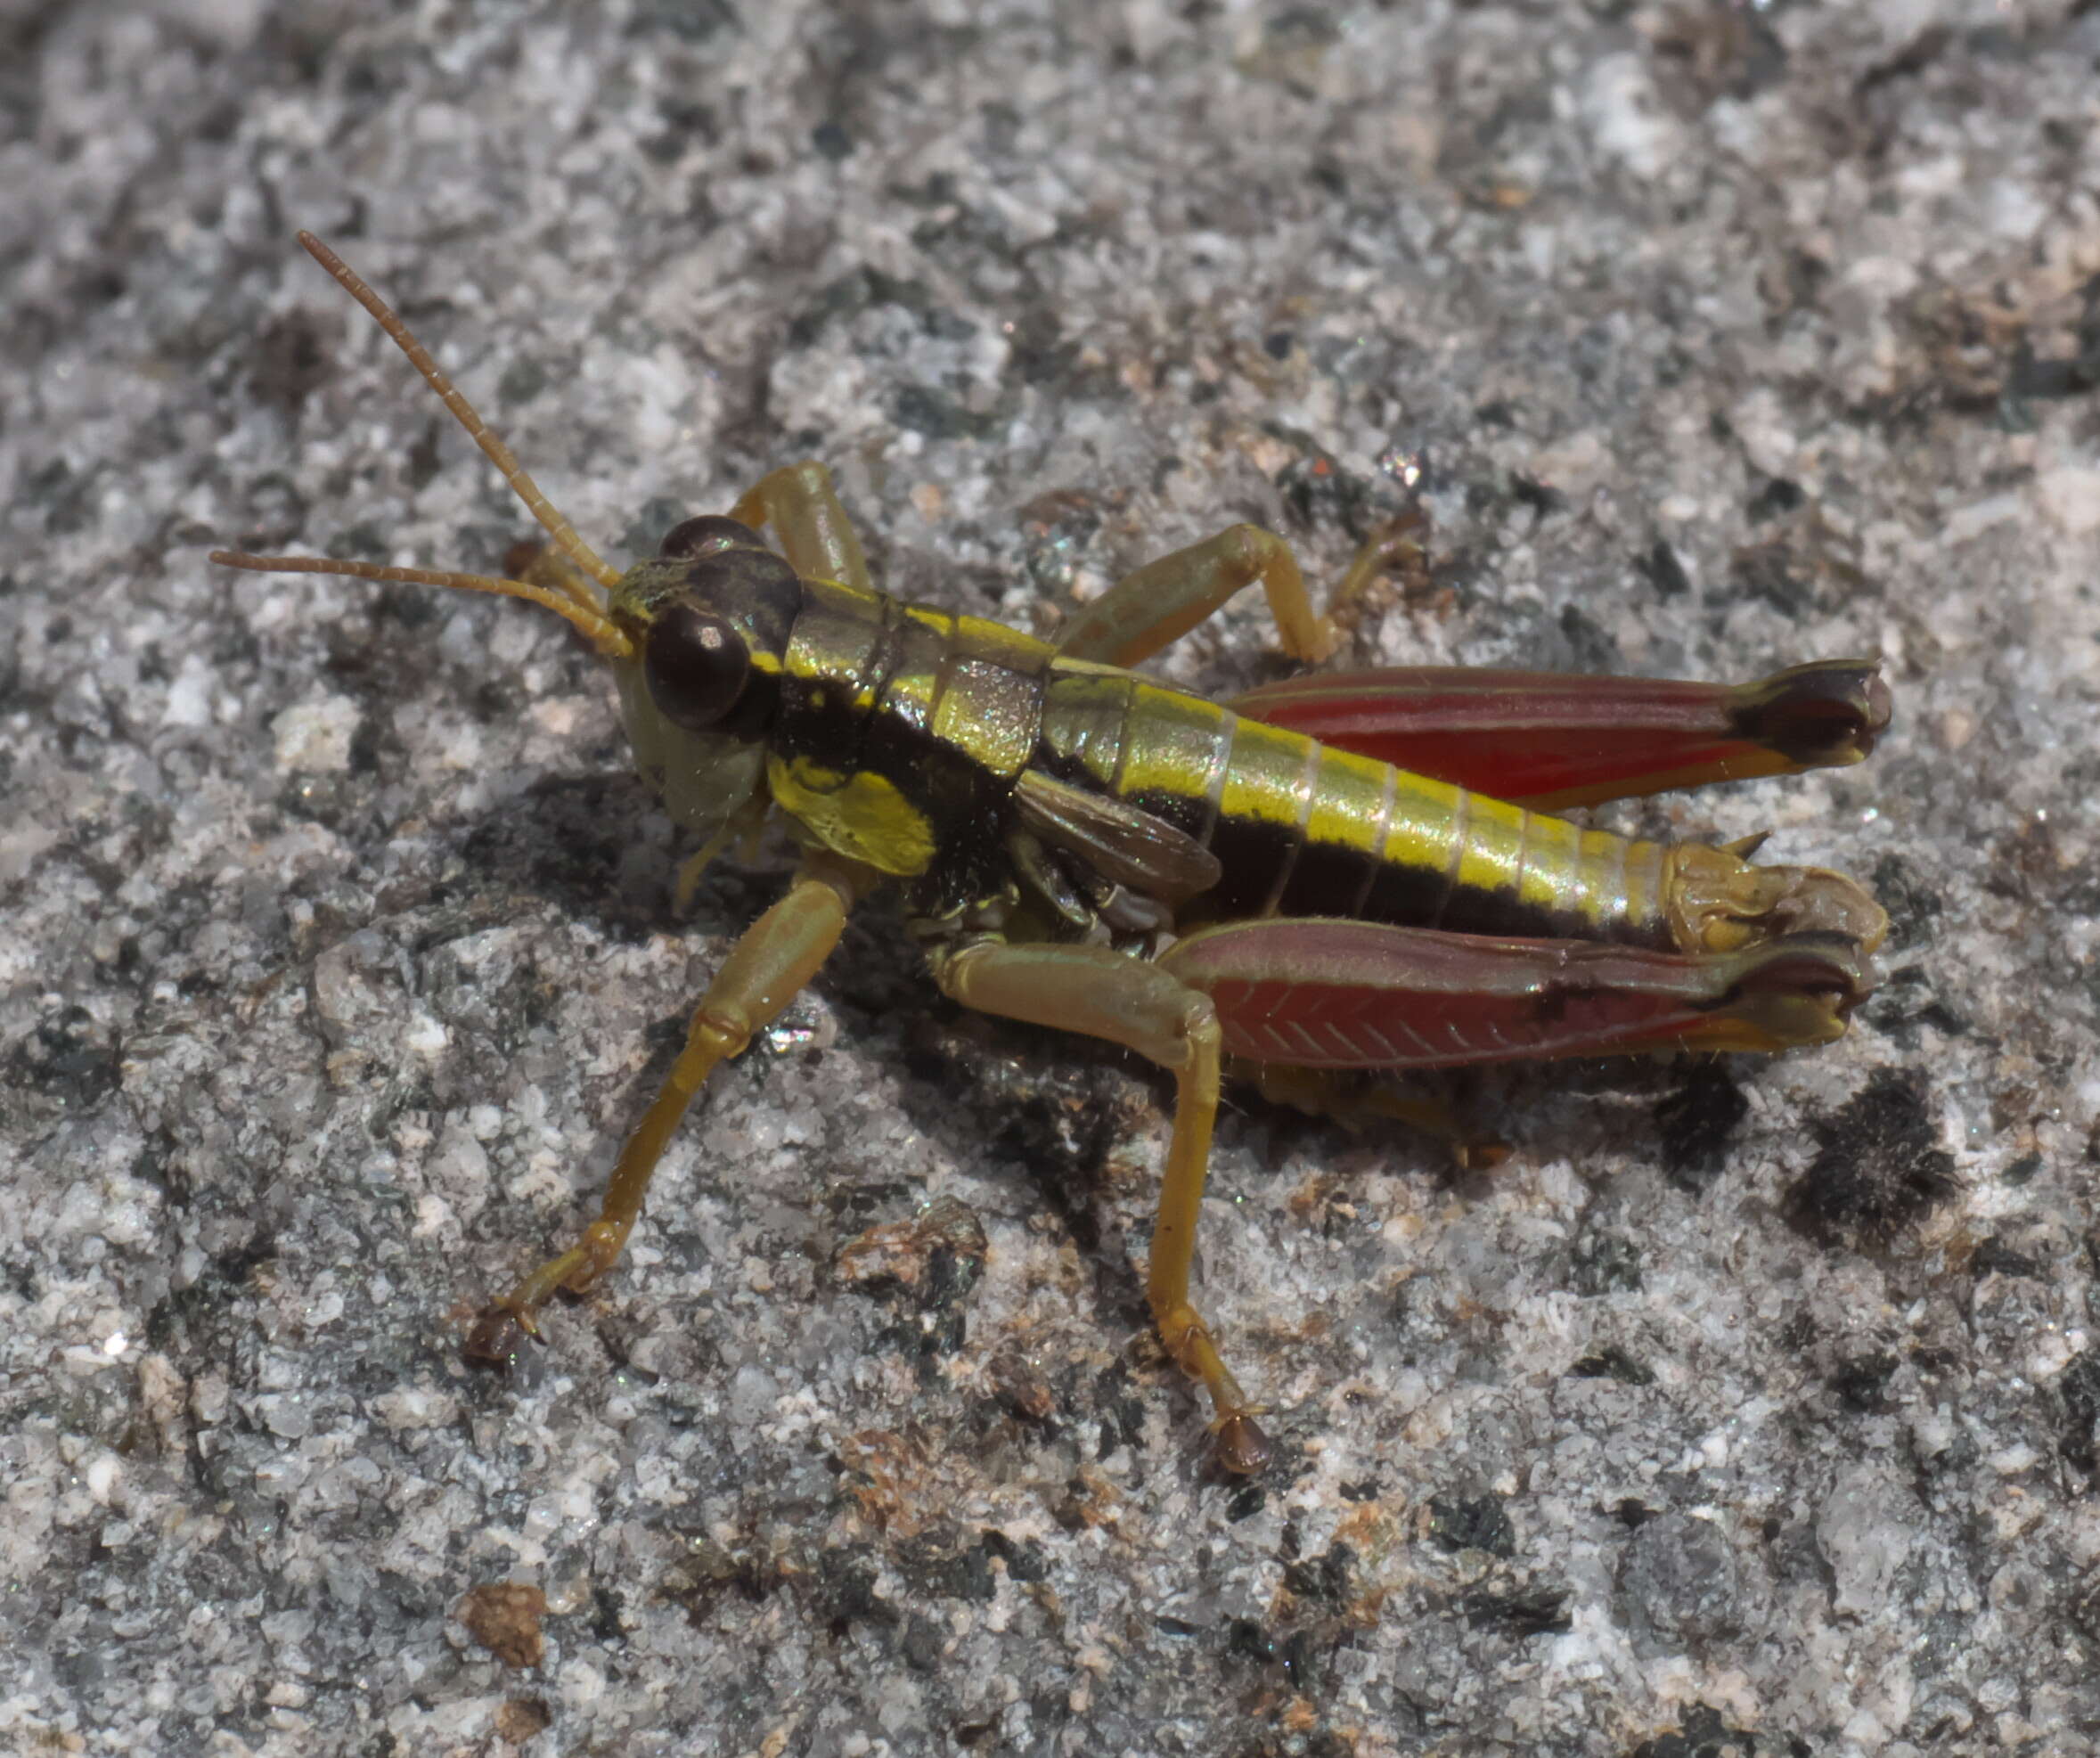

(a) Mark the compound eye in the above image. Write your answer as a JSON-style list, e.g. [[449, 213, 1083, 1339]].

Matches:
[[644, 601, 750, 730], [658, 515, 762, 561]]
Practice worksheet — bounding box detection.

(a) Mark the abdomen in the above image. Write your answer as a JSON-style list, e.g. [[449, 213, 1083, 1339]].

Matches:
[[1035, 666, 1676, 946]]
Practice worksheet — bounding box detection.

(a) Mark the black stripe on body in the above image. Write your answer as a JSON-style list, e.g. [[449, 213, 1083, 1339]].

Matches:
[[1279, 833, 1385, 921], [772, 578, 1058, 915], [1036, 655, 1672, 945], [770, 577, 887, 775]]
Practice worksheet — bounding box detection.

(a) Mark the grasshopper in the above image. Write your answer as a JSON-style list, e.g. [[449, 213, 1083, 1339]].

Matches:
[[217, 234, 1889, 1474]]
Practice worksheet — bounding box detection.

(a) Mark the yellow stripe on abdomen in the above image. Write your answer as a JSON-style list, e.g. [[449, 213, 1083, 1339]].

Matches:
[[1050, 662, 1678, 944], [1206, 715, 1313, 833], [1112, 684, 1236, 843]]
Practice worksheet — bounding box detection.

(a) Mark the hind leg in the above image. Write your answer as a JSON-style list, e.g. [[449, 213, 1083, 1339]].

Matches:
[[1230, 1059, 1511, 1171]]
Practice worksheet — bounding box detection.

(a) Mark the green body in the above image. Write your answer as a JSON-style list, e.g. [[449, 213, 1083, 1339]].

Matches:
[[216, 233, 1890, 1483], [612, 559, 1690, 952]]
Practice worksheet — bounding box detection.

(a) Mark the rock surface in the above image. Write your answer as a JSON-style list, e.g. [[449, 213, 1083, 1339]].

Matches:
[[4, 4, 2099, 1754]]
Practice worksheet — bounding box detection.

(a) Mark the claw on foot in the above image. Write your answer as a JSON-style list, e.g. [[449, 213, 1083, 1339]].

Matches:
[[464, 1305, 538, 1369], [1454, 1133, 1513, 1173], [1213, 1412, 1274, 1476]]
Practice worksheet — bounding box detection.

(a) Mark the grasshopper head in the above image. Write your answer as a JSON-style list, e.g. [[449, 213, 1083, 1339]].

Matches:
[[607, 516, 802, 838], [212, 236, 807, 851]]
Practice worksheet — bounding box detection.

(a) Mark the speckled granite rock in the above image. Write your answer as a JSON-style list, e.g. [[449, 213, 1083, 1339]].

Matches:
[[4, 4, 2098, 1754]]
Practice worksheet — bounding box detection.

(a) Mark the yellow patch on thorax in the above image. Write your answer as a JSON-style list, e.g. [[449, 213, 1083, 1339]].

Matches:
[[767, 755, 937, 876]]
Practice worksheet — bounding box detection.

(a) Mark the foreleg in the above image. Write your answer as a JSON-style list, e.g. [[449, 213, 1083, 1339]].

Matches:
[[467, 860, 862, 1359], [731, 460, 875, 592]]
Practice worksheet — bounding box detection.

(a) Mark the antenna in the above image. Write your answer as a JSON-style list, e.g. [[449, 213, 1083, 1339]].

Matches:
[[295, 230, 622, 602], [208, 551, 633, 658]]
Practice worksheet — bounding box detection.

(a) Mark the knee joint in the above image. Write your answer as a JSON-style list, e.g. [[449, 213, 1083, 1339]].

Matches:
[[692, 1006, 751, 1059]]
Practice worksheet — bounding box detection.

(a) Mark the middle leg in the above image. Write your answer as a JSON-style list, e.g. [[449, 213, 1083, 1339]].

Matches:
[[1054, 522, 1337, 668], [1053, 516, 1433, 670], [927, 937, 1272, 1473]]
